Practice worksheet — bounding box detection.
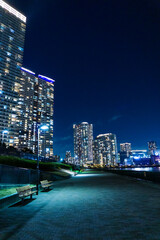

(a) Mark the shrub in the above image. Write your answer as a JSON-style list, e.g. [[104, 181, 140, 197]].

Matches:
[[0, 156, 73, 172]]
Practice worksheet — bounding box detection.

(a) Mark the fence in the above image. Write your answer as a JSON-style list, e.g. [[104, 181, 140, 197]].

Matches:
[[0, 164, 57, 184]]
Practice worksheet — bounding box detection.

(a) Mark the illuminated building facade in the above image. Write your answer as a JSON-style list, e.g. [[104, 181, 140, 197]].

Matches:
[[19, 68, 55, 158], [18, 68, 36, 151], [129, 149, 150, 166], [93, 133, 118, 166], [65, 151, 72, 163], [131, 150, 147, 158], [73, 122, 93, 165], [120, 143, 131, 156], [148, 141, 157, 156], [120, 142, 131, 164], [0, 0, 26, 146]]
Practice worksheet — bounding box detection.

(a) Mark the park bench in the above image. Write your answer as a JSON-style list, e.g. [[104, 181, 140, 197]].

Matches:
[[16, 185, 37, 201], [40, 180, 54, 190]]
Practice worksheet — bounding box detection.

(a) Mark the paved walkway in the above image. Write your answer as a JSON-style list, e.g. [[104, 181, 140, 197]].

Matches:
[[0, 172, 160, 240]]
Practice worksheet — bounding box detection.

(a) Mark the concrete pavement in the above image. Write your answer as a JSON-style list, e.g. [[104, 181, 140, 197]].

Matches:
[[0, 172, 160, 240]]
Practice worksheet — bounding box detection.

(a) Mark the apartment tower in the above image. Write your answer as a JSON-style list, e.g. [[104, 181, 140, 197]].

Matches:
[[0, 0, 26, 146], [73, 122, 93, 165], [19, 68, 55, 158], [93, 133, 118, 166]]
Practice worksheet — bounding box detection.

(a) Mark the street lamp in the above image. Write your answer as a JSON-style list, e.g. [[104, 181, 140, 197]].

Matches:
[[36, 124, 49, 195], [2, 130, 9, 144]]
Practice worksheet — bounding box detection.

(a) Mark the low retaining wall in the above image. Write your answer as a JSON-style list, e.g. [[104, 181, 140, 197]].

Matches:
[[0, 164, 67, 185], [0, 165, 71, 209], [0, 186, 37, 209], [0, 164, 37, 184], [0, 193, 19, 209], [106, 169, 160, 183]]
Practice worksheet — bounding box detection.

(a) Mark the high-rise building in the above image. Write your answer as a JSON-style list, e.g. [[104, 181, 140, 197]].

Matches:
[[148, 141, 157, 156], [120, 143, 131, 154], [93, 133, 118, 166], [18, 67, 36, 152], [19, 67, 55, 158], [73, 122, 93, 165], [65, 151, 72, 163], [119, 142, 131, 164], [0, 1, 55, 159], [0, 0, 26, 146]]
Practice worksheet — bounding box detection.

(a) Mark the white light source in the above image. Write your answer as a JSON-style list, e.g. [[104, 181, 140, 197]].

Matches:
[[38, 75, 55, 83], [21, 67, 35, 75], [40, 125, 49, 130], [2, 130, 9, 144], [0, 0, 26, 23], [2, 130, 9, 134]]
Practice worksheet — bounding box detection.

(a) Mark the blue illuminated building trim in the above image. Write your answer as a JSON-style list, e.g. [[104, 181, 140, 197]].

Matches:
[[21, 67, 35, 75], [38, 74, 55, 83]]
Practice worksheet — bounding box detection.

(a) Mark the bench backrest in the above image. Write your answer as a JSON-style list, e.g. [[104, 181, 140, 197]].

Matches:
[[40, 180, 49, 185], [16, 185, 31, 196]]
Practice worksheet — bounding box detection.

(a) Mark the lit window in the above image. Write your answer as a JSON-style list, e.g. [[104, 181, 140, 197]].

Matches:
[[6, 52, 11, 56], [18, 47, 23, 52], [4, 69, 9, 74], [9, 36, 13, 41], [10, 28, 14, 33]]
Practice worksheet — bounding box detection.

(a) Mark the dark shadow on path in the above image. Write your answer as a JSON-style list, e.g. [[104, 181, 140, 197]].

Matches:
[[9, 198, 36, 207]]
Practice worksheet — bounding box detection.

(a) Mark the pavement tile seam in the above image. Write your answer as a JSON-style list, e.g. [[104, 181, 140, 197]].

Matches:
[[0, 173, 160, 240]]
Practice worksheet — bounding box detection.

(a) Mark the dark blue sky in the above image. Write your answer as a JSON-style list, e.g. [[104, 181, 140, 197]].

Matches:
[[7, 0, 160, 157]]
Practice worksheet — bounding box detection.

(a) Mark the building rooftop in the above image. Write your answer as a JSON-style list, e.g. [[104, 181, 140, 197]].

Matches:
[[0, 0, 26, 23], [21, 67, 55, 83], [97, 133, 114, 138], [21, 67, 35, 75]]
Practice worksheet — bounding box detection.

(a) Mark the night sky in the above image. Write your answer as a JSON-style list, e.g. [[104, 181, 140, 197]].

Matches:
[[6, 0, 160, 157]]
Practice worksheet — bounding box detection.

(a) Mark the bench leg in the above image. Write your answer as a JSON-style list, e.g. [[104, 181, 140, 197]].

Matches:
[[30, 194, 32, 200]]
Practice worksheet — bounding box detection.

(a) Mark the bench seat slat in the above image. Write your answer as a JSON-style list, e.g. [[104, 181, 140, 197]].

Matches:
[[16, 186, 37, 199], [40, 180, 54, 189]]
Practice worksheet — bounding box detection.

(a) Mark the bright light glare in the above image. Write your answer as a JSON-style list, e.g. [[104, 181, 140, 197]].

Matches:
[[40, 125, 49, 130], [3, 130, 9, 134], [61, 169, 75, 176], [76, 174, 101, 177], [21, 67, 35, 75], [133, 167, 152, 172]]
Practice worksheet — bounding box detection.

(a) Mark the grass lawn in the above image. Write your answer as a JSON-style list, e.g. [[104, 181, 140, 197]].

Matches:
[[0, 156, 73, 172], [0, 185, 36, 199], [0, 188, 17, 198]]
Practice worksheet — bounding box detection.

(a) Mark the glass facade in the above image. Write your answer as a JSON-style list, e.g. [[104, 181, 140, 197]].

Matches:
[[0, 0, 26, 146], [19, 68, 55, 158], [93, 133, 118, 166], [73, 122, 93, 165], [148, 141, 157, 156]]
